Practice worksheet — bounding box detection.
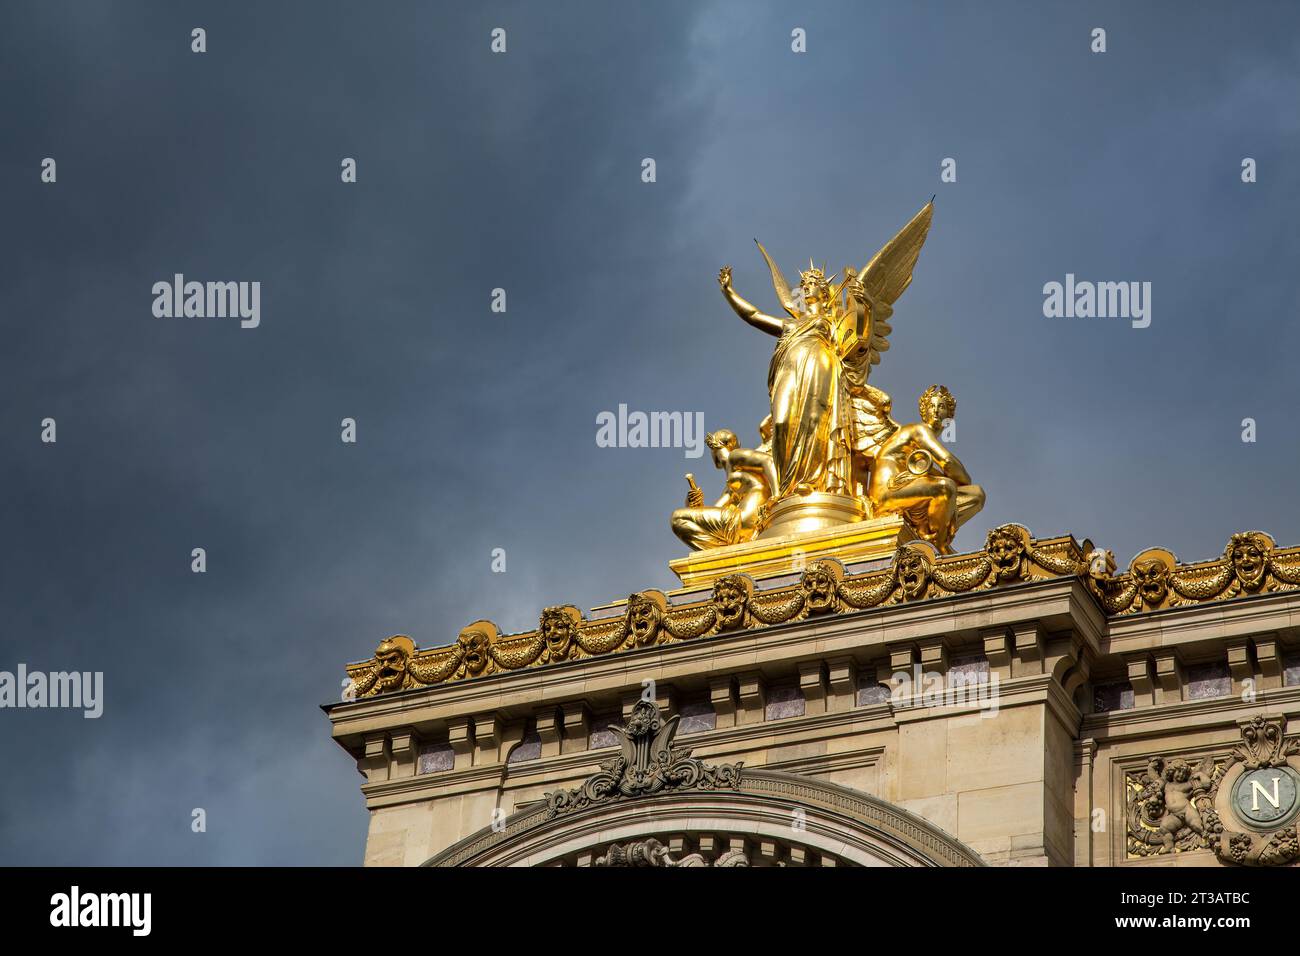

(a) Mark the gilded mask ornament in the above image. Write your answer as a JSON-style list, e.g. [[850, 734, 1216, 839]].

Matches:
[[1229, 532, 1272, 592], [457, 627, 491, 676], [1132, 558, 1170, 608], [540, 606, 581, 662], [799, 561, 840, 613], [345, 527, 1300, 695], [626, 591, 667, 646], [986, 525, 1027, 583], [895, 544, 933, 600], [711, 574, 751, 630], [373, 636, 414, 692]]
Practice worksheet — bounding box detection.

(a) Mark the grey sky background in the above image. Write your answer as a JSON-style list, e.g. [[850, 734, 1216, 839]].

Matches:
[[2, 1, 1298, 864]]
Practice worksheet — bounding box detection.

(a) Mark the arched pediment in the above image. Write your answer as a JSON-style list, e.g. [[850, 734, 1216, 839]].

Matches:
[[424, 769, 983, 867], [424, 701, 982, 868]]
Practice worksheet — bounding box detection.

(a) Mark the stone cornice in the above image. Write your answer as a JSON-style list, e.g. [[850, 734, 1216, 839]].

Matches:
[[1082, 685, 1300, 740], [341, 526, 1300, 706], [342, 525, 1095, 699], [1103, 588, 1300, 653], [327, 576, 1091, 745], [349, 672, 1073, 808]]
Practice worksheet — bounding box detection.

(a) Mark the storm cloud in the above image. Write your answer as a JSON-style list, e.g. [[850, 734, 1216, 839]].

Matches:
[[2, 1, 1298, 863]]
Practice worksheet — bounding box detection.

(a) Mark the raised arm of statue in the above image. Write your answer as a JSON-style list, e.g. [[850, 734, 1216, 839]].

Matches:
[[833, 271, 869, 359], [719, 266, 785, 337]]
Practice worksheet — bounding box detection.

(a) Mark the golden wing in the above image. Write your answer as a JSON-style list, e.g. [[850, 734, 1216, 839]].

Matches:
[[852, 200, 934, 367], [754, 239, 799, 318]]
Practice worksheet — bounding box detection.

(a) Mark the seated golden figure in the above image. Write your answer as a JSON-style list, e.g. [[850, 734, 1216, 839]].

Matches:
[[671, 422, 777, 550], [867, 385, 984, 554]]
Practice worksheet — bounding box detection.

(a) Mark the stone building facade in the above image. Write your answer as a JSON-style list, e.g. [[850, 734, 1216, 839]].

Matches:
[[326, 524, 1300, 867]]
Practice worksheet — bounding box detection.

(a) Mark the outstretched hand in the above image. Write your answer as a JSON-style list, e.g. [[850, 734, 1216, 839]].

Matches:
[[846, 275, 866, 304], [718, 265, 733, 291]]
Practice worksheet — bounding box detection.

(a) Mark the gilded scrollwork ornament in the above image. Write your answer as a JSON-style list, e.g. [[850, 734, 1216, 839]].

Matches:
[[836, 564, 898, 609], [344, 527, 1300, 697], [1086, 532, 1300, 617]]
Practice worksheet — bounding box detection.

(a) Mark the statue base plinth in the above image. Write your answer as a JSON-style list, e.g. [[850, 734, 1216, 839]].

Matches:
[[668, 510, 912, 589], [756, 492, 869, 539]]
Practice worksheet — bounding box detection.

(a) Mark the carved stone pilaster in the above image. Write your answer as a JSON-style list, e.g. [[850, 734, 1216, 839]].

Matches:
[[536, 707, 562, 758], [472, 712, 502, 765], [799, 660, 827, 714], [561, 702, 589, 755], [1255, 635, 1283, 690], [389, 729, 417, 779], [360, 732, 390, 783], [1125, 654, 1155, 707], [736, 671, 766, 725], [825, 657, 857, 712], [918, 638, 948, 676], [447, 716, 474, 770], [981, 626, 1013, 679], [1152, 650, 1181, 705], [710, 674, 737, 728], [1225, 638, 1253, 695], [1012, 622, 1043, 677]]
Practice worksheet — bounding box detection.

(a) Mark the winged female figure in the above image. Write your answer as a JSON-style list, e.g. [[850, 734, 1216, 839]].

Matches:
[[717, 201, 934, 505]]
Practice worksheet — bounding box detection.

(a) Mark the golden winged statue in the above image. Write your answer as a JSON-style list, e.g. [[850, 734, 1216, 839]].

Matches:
[[674, 200, 983, 555], [717, 201, 935, 509]]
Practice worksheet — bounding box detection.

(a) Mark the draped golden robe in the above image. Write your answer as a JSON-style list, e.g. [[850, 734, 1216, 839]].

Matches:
[[766, 311, 856, 497]]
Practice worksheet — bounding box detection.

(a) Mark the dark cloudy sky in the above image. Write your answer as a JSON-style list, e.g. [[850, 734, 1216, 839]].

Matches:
[[2, 1, 1298, 864]]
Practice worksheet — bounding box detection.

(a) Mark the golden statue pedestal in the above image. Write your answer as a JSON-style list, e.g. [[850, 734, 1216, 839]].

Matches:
[[757, 491, 868, 539], [668, 510, 912, 589]]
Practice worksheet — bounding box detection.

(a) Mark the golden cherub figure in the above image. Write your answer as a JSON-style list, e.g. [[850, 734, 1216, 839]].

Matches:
[[868, 385, 984, 554], [670, 421, 776, 550]]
